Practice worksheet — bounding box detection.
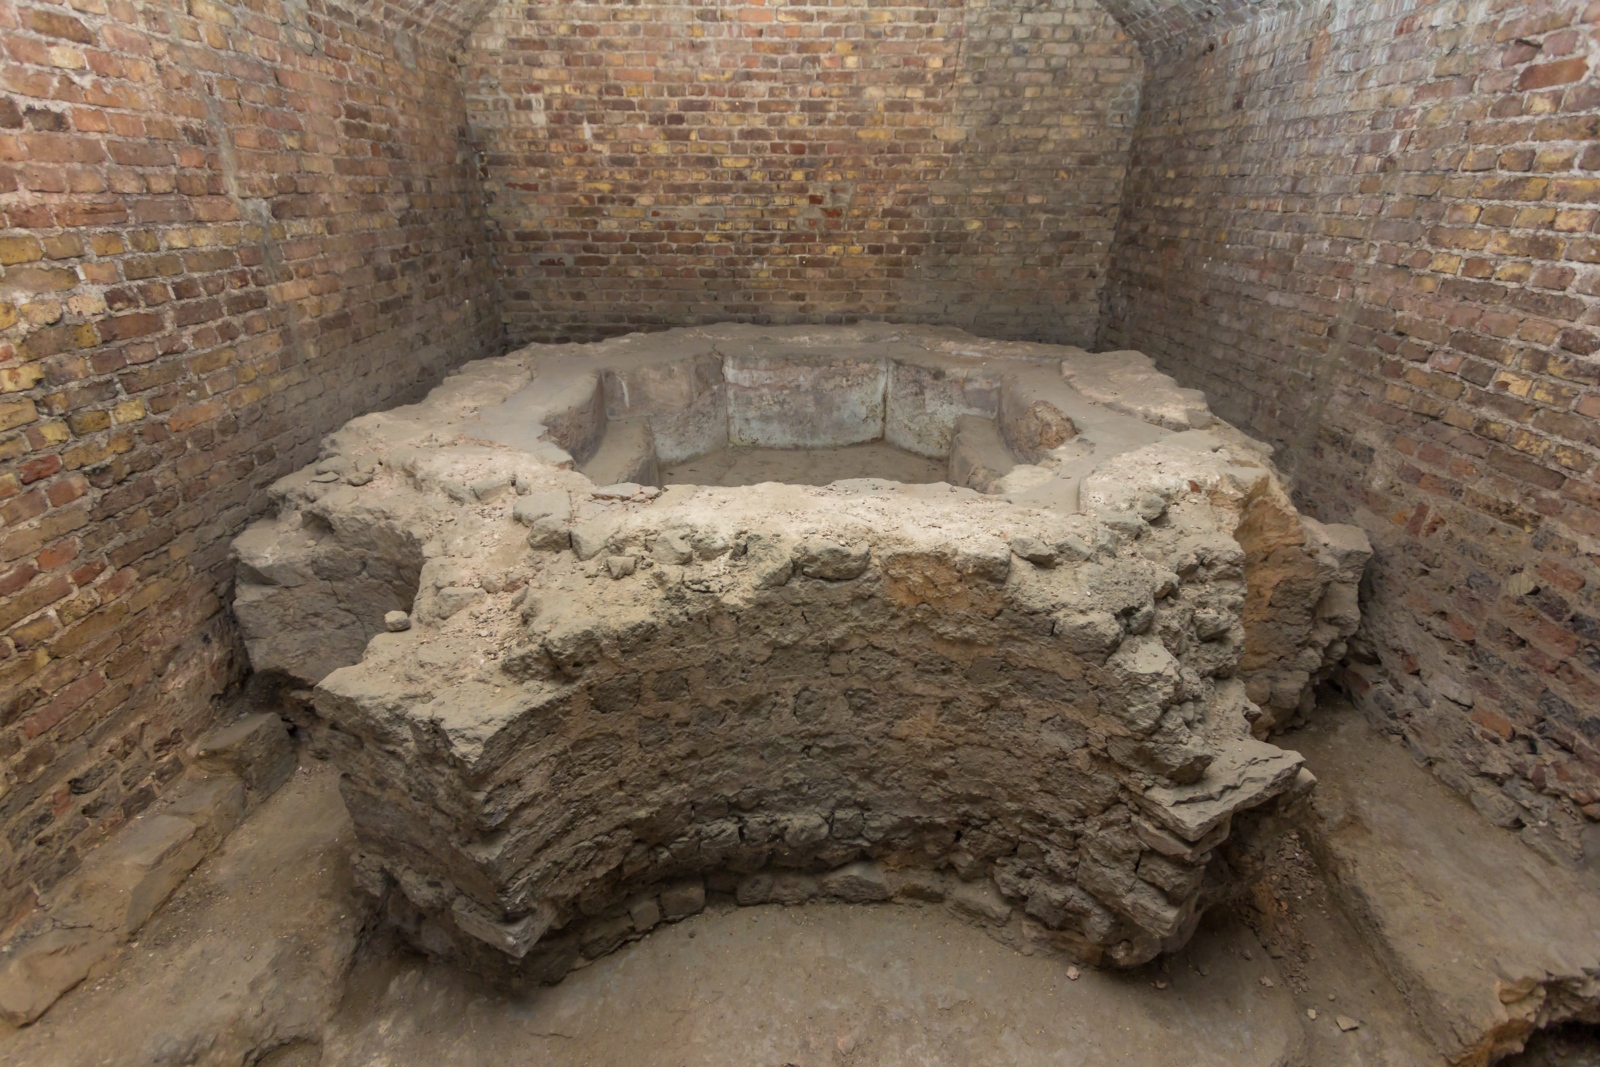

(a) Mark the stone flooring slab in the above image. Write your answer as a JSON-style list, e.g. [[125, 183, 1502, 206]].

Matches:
[[1295, 710, 1600, 1066]]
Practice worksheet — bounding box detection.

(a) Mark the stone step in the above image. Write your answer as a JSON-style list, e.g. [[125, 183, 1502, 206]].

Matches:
[[0, 713, 293, 1027], [1295, 711, 1600, 1066], [0, 760, 365, 1066], [578, 416, 659, 487]]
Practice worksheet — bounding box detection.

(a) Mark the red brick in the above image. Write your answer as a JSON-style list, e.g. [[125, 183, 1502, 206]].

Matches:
[[18, 454, 61, 484], [23, 9, 95, 44], [1102, 0, 1600, 850], [1517, 58, 1590, 91], [23, 671, 105, 740], [0, 0, 501, 918], [96, 312, 164, 341], [0, 563, 38, 598]]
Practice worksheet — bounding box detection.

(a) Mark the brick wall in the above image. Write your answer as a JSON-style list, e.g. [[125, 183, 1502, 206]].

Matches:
[[0, 0, 502, 921], [1102, 0, 1600, 865], [465, 0, 1141, 346]]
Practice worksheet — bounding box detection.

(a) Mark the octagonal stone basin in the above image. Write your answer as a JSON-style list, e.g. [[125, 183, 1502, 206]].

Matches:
[[460, 331, 1109, 500], [232, 324, 1369, 984]]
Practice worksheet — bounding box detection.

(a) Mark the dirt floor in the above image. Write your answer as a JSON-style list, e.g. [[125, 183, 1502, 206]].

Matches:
[[320, 905, 1314, 1067], [660, 441, 949, 487], [5, 739, 1600, 1066]]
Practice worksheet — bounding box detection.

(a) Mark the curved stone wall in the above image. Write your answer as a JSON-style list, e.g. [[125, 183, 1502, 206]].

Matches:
[[232, 325, 1369, 981]]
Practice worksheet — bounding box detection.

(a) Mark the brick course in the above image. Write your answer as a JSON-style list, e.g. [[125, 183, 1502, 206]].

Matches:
[[0, 0, 501, 921], [464, 0, 1142, 345], [1102, 0, 1600, 863]]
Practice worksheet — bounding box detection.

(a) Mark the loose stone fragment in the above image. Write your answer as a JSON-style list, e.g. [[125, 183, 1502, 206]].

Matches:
[[628, 896, 662, 933], [593, 483, 642, 500], [795, 538, 870, 580], [821, 862, 892, 903], [1010, 536, 1059, 566], [513, 491, 571, 527]]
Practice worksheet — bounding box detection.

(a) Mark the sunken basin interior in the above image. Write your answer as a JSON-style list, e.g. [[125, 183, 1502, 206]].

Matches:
[[232, 324, 1370, 986], [661, 442, 951, 488], [463, 335, 1074, 495]]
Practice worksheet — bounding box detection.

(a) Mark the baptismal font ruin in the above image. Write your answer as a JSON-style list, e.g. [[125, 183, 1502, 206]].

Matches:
[[234, 325, 1368, 979]]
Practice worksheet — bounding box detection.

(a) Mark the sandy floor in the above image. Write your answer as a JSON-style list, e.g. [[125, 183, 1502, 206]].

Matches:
[[319, 906, 1308, 1067], [662, 441, 949, 487], [6, 734, 1597, 1066]]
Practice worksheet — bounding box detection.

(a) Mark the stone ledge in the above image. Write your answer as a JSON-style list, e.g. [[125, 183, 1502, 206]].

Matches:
[[0, 713, 294, 1027], [1297, 710, 1600, 1066]]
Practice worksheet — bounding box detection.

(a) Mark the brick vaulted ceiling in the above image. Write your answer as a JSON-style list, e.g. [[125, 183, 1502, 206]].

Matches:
[[396, 0, 1303, 51], [1093, 0, 1306, 49]]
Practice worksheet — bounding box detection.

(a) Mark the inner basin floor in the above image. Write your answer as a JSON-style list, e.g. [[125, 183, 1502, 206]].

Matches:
[[660, 441, 950, 487]]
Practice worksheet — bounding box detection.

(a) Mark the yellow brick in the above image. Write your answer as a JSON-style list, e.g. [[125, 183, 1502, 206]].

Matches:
[[41, 234, 84, 259], [67, 409, 111, 434], [0, 236, 43, 266], [1493, 371, 1533, 397], [1555, 209, 1597, 233], [1531, 381, 1576, 406], [1552, 445, 1592, 471], [46, 44, 86, 68], [1552, 177, 1600, 203], [62, 439, 110, 469], [0, 303, 16, 331], [21, 300, 63, 326], [0, 365, 45, 393], [66, 293, 106, 317], [0, 398, 39, 431], [33, 420, 69, 445], [112, 399, 146, 424]]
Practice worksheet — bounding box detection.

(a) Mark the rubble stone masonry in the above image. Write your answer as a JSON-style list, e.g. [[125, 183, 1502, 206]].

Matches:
[[464, 0, 1141, 345], [1102, 0, 1600, 864], [0, 0, 501, 922]]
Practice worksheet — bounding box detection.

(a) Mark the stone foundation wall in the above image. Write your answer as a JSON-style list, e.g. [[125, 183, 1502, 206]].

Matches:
[[463, 0, 1142, 346], [0, 0, 503, 923], [1101, 0, 1600, 864]]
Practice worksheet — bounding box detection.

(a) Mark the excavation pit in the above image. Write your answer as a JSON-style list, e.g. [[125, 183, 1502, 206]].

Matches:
[[233, 324, 1370, 985]]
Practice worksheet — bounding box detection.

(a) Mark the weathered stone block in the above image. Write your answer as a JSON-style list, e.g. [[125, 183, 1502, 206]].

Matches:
[[0, 927, 119, 1027], [191, 714, 295, 802], [68, 814, 208, 936]]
